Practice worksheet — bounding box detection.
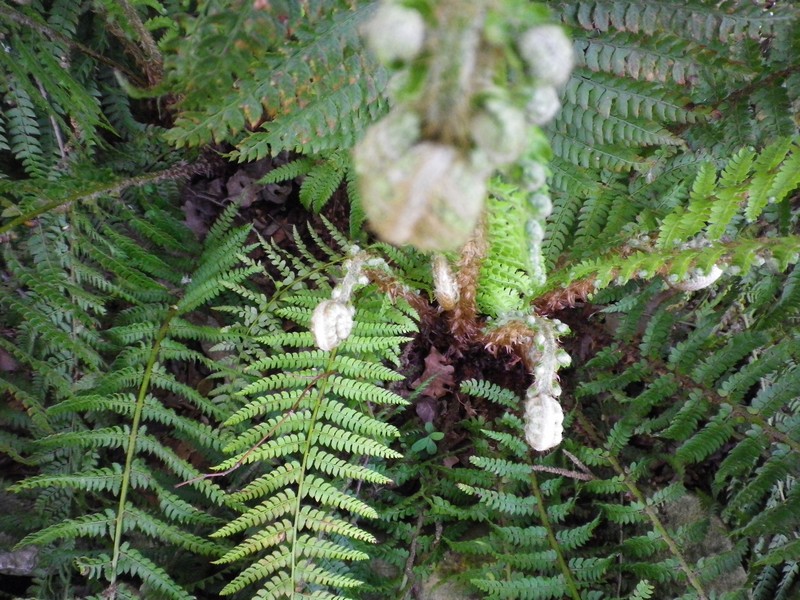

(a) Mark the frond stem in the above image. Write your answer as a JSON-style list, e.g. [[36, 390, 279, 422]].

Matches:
[[109, 305, 177, 586], [0, 162, 198, 237], [530, 471, 582, 600], [606, 452, 709, 600], [290, 352, 338, 593], [574, 409, 710, 600]]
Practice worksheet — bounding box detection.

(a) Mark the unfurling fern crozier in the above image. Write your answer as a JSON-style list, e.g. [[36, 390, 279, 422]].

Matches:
[[355, 1, 574, 251]]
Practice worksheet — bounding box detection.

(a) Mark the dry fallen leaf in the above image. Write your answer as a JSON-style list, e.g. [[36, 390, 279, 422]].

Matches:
[[411, 346, 455, 399]]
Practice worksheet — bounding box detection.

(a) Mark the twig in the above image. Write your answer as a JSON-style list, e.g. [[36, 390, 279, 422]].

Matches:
[[563, 448, 595, 477], [400, 512, 426, 600], [530, 464, 594, 481]]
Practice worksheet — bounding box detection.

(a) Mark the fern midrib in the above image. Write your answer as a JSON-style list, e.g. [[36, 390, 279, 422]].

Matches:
[[0, 165, 193, 237], [574, 409, 710, 600], [530, 471, 581, 600], [290, 354, 338, 592], [611, 454, 709, 600], [109, 305, 178, 586]]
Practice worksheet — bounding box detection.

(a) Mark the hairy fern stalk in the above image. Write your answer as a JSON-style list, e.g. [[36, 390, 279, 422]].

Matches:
[[1, 0, 799, 599]]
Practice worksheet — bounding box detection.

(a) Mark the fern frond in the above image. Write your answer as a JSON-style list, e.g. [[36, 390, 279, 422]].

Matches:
[[208, 228, 417, 598], [550, 130, 647, 171], [234, 65, 389, 158], [560, 0, 791, 42], [168, 3, 387, 156], [554, 103, 684, 148], [4, 83, 46, 177], [298, 151, 348, 212], [572, 30, 735, 86], [564, 71, 696, 123], [115, 544, 195, 600], [477, 181, 541, 315]]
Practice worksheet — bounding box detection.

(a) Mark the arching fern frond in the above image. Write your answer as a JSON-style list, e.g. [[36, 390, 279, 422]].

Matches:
[[166, 2, 388, 157], [206, 225, 417, 599], [3, 189, 256, 598]]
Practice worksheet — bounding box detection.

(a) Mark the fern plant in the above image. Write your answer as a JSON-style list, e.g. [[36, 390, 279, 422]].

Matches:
[[545, 0, 800, 270], [445, 378, 615, 600], [0, 0, 170, 180], [199, 225, 418, 599], [561, 267, 800, 598], [164, 1, 387, 157], [2, 182, 257, 598]]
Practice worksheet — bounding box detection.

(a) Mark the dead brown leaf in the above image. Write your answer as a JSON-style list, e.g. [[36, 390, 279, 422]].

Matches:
[[411, 346, 455, 399]]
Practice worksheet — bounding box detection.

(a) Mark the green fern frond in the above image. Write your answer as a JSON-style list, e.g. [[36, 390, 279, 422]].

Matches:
[[572, 191, 614, 258], [554, 103, 684, 148], [460, 379, 520, 410], [477, 181, 541, 315], [564, 71, 696, 123], [560, 0, 791, 42], [4, 83, 46, 177], [472, 573, 568, 599], [1, 2, 798, 599], [167, 3, 387, 156], [16, 510, 116, 547], [298, 151, 349, 212], [550, 130, 647, 171], [115, 544, 196, 600], [572, 30, 739, 85], [208, 228, 417, 598], [458, 485, 538, 516], [543, 192, 582, 267], [234, 65, 389, 158], [1, 194, 253, 598]]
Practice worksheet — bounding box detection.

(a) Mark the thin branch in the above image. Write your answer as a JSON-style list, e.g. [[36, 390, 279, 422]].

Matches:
[[563, 448, 595, 477], [400, 512, 426, 600], [530, 463, 594, 481]]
